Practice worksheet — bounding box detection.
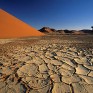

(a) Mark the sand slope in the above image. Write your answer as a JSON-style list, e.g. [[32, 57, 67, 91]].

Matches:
[[0, 9, 45, 38]]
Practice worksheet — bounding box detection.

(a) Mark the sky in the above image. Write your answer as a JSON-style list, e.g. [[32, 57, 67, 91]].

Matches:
[[0, 0, 93, 30]]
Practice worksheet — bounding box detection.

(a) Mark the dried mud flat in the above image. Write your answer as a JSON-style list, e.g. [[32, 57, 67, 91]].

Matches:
[[0, 35, 93, 93]]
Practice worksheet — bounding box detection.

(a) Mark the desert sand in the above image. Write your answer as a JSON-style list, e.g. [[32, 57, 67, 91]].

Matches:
[[0, 35, 93, 93], [0, 9, 45, 38]]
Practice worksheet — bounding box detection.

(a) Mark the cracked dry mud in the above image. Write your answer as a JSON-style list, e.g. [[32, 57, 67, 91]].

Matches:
[[0, 35, 93, 93]]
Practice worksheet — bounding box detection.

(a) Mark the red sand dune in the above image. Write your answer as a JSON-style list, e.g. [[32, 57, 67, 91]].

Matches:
[[0, 9, 45, 38]]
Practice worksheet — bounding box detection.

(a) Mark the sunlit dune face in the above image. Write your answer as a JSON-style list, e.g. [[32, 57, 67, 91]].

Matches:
[[0, 9, 45, 38]]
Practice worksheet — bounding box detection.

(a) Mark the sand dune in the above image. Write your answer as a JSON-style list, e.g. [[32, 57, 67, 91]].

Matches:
[[0, 9, 45, 38], [39, 27, 93, 35], [39, 27, 56, 33]]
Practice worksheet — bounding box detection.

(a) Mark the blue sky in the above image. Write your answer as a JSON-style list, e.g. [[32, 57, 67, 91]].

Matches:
[[0, 0, 93, 30]]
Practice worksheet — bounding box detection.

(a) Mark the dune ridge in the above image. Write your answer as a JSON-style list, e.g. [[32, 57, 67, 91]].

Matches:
[[0, 9, 45, 38]]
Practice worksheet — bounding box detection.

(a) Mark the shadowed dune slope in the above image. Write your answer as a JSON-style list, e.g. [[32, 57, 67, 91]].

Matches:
[[0, 9, 45, 38], [39, 27, 56, 33]]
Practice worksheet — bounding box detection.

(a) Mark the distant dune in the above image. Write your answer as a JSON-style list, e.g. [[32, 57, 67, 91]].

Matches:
[[39, 27, 56, 33], [39, 27, 93, 35], [0, 9, 45, 38]]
